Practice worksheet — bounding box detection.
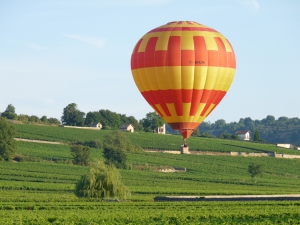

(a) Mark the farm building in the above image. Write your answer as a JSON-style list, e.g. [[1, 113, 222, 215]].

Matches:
[[120, 124, 134, 133], [90, 122, 102, 129], [154, 124, 166, 134], [235, 130, 251, 141]]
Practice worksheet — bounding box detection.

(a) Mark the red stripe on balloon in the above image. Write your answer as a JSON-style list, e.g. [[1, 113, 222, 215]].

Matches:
[[131, 36, 235, 69], [144, 37, 158, 67], [227, 52, 236, 68], [131, 39, 142, 69], [141, 89, 226, 117], [194, 36, 208, 66], [200, 90, 226, 116], [214, 37, 227, 67], [167, 36, 181, 66]]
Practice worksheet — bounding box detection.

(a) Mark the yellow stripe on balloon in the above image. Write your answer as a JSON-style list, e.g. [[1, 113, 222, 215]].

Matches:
[[138, 30, 234, 52], [132, 67, 235, 92], [160, 103, 214, 123]]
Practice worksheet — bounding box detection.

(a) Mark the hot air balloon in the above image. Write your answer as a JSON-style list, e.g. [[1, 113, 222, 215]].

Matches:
[[130, 21, 236, 145]]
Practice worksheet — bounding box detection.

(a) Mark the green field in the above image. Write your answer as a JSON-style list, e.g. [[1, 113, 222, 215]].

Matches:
[[1, 123, 300, 224], [12, 123, 299, 154]]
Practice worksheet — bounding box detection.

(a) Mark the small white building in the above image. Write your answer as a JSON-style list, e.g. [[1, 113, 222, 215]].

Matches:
[[235, 130, 251, 141], [120, 124, 134, 133], [90, 122, 102, 129], [154, 124, 166, 134]]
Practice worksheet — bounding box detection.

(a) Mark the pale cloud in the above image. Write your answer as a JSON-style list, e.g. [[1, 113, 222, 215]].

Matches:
[[64, 34, 106, 48], [242, 0, 260, 12], [28, 43, 47, 51]]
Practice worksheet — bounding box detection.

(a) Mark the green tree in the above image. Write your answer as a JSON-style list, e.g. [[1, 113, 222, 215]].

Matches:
[[0, 117, 17, 161], [141, 112, 164, 132], [103, 144, 127, 169], [1, 104, 18, 120], [75, 160, 130, 200], [99, 109, 121, 129], [103, 130, 129, 169], [248, 163, 263, 178], [61, 103, 85, 126], [18, 114, 29, 122], [70, 145, 90, 166], [48, 117, 61, 125], [253, 129, 260, 141], [84, 111, 102, 126], [40, 116, 48, 124]]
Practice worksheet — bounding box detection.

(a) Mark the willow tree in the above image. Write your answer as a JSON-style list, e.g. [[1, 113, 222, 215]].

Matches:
[[75, 160, 130, 200]]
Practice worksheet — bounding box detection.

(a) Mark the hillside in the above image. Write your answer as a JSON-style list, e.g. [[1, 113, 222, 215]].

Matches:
[[11, 123, 300, 155], [197, 116, 300, 146], [2, 123, 300, 223]]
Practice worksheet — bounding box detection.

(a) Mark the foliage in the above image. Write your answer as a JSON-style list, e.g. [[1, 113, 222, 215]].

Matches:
[[220, 133, 240, 140], [3, 139, 300, 224], [103, 144, 127, 169], [61, 103, 85, 126], [248, 163, 263, 178], [254, 129, 260, 141], [17, 114, 60, 125], [13, 123, 300, 155], [199, 115, 300, 146], [75, 160, 130, 200], [141, 112, 164, 132], [191, 127, 200, 136], [0, 117, 17, 161], [70, 145, 90, 166], [1, 104, 18, 120], [73, 139, 103, 149], [103, 130, 130, 168], [85, 109, 144, 131], [104, 130, 131, 151]]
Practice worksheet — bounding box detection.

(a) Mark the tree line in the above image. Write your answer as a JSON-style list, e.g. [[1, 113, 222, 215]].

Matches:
[[197, 115, 300, 146], [2, 103, 300, 145], [61, 103, 164, 132], [0, 103, 164, 132], [1, 104, 60, 125]]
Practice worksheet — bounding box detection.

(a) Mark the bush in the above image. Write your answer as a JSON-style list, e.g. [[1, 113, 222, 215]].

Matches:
[[0, 117, 17, 161], [248, 163, 263, 178], [75, 160, 130, 200], [70, 145, 90, 166], [103, 144, 127, 169]]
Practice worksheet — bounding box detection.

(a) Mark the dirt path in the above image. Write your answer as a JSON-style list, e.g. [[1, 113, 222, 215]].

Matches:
[[14, 138, 65, 145], [154, 194, 300, 202]]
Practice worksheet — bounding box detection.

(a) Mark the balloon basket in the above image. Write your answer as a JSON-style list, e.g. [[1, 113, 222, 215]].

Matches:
[[180, 146, 190, 154]]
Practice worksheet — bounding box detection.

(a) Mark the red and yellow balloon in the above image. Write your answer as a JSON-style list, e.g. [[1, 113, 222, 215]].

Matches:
[[131, 21, 236, 139]]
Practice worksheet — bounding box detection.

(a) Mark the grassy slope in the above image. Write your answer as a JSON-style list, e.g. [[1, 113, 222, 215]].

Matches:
[[2, 123, 300, 223], [12, 123, 300, 155]]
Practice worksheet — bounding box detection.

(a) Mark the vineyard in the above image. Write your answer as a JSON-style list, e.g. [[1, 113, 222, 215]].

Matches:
[[1, 123, 300, 223], [11, 123, 300, 155]]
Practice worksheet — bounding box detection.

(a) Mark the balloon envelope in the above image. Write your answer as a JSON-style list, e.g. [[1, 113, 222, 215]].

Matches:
[[131, 21, 236, 139]]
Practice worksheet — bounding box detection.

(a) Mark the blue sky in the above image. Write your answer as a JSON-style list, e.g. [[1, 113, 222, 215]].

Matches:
[[0, 0, 299, 123]]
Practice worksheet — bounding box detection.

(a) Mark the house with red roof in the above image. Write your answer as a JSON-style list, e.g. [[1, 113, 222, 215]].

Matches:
[[235, 130, 251, 141]]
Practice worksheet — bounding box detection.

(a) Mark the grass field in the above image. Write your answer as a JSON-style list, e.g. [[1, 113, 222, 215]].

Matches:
[[1, 123, 300, 224], [12, 123, 300, 154]]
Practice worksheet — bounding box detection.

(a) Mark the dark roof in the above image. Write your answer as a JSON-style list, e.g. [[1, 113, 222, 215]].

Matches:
[[120, 124, 134, 129]]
